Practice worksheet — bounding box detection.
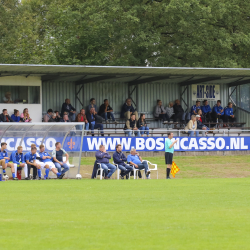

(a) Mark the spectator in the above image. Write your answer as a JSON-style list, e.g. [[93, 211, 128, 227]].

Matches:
[[52, 142, 69, 178], [48, 113, 57, 122], [113, 144, 133, 179], [124, 114, 140, 137], [224, 102, 236, 124], [196, 109, 205, 123], [127, 147, 151, 179], [20, 108, 32, 122], [201, 100, 212, 122], [60, 114, 70, 122], [190, 100, 201, 116], [98, 99, 116, 123], [61, 99, 76, 121], [75, 109, 89, 131], [212, 100, 224, 122], [88, 98, 97, 114], [196, 115, 209, 136], [173, 99, 185, 122], [137, 113, 149, 137], [11, 109, 21, 122], [166, 102, 175, 120], [0, 109, 14, 122], [154, 100, 170, 123], [95, 145, 116, 179], [54, 111, 61, 122], [43, 109, 53, 122], [86, 107, 104, 136], [3, 92, 13, 103], [185, 115, 198, 136], [121, 98, 139, 121]]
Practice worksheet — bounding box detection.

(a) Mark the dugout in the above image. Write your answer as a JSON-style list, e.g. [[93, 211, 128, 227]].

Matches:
[[0, 64, 250, 127]]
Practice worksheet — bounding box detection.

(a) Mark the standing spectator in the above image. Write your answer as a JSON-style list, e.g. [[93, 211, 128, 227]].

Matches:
[[166, 102, 175, 121], [86, 107, 104, 136], [3, 92, 13, 103], [61, 99, 76, 121], [154, 100, 170, 123], [201, 100, 212, 122], [98, 99, 116, 123], [185, 115, 198, 136], [196, 115, 209, 136], [224, 102, 236, 124], [127, 148, 151, 179], [124, 114, 140, 137], [11, 109, 21, 122], [43, 109, 53, 122], [54, 111, 61, 122], [95, 145, 116, 179], [121, 98, 139, 121], [52, 142, 69, 178], [173, 99, 185, 122], [0, 109, 14, 122], [88, 98, 97, 114], [137, 113, 149, 137], [113, 144, 133, 179], [20, 108, 32, 122], [75, 109, 89, 131], [212, 100, 224, 122], [60, 114, 70, 122]]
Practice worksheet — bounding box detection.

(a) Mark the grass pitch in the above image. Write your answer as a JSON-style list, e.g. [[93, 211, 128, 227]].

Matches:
[[1, 177, 250, 249]]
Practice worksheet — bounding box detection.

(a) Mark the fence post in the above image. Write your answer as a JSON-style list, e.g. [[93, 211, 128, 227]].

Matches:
[[78, 123, 85, 174]]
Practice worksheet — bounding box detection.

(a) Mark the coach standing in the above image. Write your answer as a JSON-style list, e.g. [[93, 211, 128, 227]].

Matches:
[[165, 132, 178, 179]]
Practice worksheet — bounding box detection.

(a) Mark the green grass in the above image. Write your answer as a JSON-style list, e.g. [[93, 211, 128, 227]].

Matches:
[[1, 178, 250, 249]]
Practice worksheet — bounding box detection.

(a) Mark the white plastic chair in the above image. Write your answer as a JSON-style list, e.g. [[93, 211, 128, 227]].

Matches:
[[96, 163, 117, 180], [145, 160, 158, 179], [114, 163, 131, 180], [130, 160, 158, 179]]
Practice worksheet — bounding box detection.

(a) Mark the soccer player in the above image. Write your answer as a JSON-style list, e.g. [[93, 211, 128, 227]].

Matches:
[[165, 132, 178, 179], [39, 144, 63, 179], [24, 146, 42, 180], [0, 142, 18, 180], [10, 146, 30, 180]]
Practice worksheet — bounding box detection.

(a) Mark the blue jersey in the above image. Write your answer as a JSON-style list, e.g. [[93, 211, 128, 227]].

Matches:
[[10, 150, 25, 164], [224, 107, 233, 116], [213, 105, 224, 115], [39, 152, 52, 163], [201, 105, 212, 114], [24, 152, 36, 163], [190, 105, 200, 114], [0, 149, 9, 163]]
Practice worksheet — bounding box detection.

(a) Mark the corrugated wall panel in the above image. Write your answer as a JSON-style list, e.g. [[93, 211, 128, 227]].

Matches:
[[237, 109, 250, 127]]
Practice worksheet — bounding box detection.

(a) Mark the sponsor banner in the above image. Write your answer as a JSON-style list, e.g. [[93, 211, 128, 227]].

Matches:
[[2, 136, 249, 152], [192, 84, 220, 101]]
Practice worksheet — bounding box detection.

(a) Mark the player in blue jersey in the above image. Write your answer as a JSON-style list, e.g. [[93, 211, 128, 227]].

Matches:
[[0, 142, 18, 180], [10, 146, 30, 180], [39, 144, 63, 179], [24, 146, 42, 180]]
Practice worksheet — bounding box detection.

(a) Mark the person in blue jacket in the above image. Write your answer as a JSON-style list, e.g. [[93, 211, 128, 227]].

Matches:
[[113, 144, 133, 179], [201, 100, 212, 122], [224, 102, 236, 123], [212, 100, 224, 122], [188, 100, 201, 120]]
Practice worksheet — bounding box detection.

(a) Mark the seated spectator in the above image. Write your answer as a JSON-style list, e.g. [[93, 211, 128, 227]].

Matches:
[[166, 102, 175, 120], [61, 98, 76, 121], [52, 142, 69, 178], [88, 98, 97, 114], [137, 113, 149, 137], [75, 109, 89, 131], [3, 91, 13, 103], [173, 99, 185, 122], [196, 109, 205, 123], [124, 114, 140, 137], [127, 147, 151, 179], [201, 100, 212, 122], [121, 98, 139, 121], [95, 145, 116, 179], [113, 144, 133, 179], [20, 108, 32, 122], [196, 115, 209, 136], [224, 102, 236, 124], [0, 109, 14, 122], [48, 113, 57, 122], [154, 100, 170, 123], [98, 99, 116, 123], [54, 111, 61, 122], [43, 109, 53, 122], [60, 114, 70, 122], [11, 109, 21, 122], [86, 107, 104, 136], [185, 115, 198, 136], [212, 100, 224, 122], [189, 100, 201, 119]]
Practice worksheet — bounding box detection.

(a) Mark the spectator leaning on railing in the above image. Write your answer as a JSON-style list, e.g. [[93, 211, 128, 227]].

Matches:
[[43, 109, 53, 122], [11, 109, 21, 122], [61, 99, 76, 122], [185, 115, 198, 137], [124, 114, 140, 137], [0, 109, 14, 122], [121, 98, 139, 121]]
